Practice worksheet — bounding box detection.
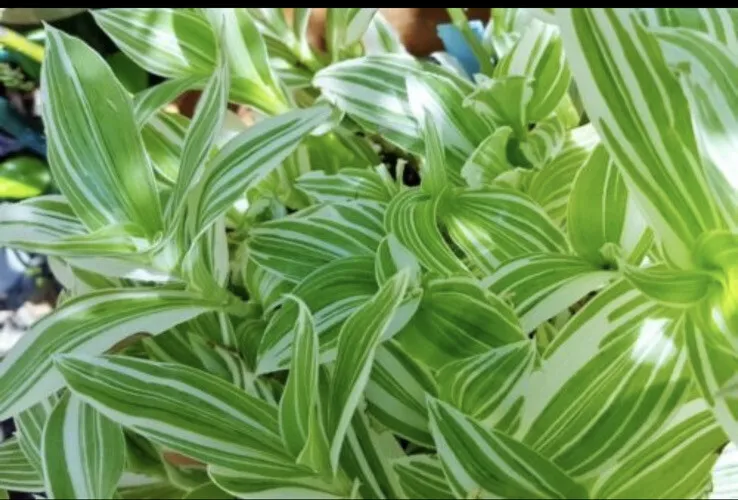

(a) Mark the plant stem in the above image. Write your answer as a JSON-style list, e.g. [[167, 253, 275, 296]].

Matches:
[[0, 26, 44, 63]]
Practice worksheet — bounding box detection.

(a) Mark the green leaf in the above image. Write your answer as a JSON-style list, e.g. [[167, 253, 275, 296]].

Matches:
[[189, 104, 333, 238], [526, 123, 600, 226], [385, 189, 468, 276], [326, 9, 378, 61], [395, 276, 526, 369], [42, 394, 125, 499], [443, 188, 569, 274], [0, 156, 51, 200], [653, 26, 738, 231], [15, 395, 59, 475], [460, 127, 514, 188], [106, 51, 149, 93], [591, 398, 725, 499], [374, 233, 421, 288], [133, 75, 208, 126], [365, 340, 438, 447], [41, 26, 163, 239], [567, 144, 650, 266], [0, 437, 44, 493], [520, 280, 691, 480], [393, 455, 454, 499], [165, 49, 229, 229], [56, 355, 289, 469], [328, 269, 411, 473], [556, 8, 726, 268], [209, 457, 350, 499], [279, 296, 330, 473], [428, 397, 589, 499], [249, 201, 385, 284], [484, 253, 614, 332], [256, 257, 377, 374], [93, 8, 217, 79], [0, 288, 219, 420], [437, 340, 536, 432], [141, 111, 190, 185], [296, 167, 397, 204], [494, 16, 572, 124], [314, 54, 424, 153]]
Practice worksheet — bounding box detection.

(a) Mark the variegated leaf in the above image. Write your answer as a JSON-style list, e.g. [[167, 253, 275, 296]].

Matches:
[[328, 269, 410, 472], [56, 355, 289, 469], [428, 397, 589, 499], [41, 26, 163, 239], [42, 394, 125, 499], [0, 289, 220, 420], [395, 276, 526, 369]]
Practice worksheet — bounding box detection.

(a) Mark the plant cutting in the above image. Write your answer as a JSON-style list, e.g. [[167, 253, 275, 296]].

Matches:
[[0, 7, 736, 499]]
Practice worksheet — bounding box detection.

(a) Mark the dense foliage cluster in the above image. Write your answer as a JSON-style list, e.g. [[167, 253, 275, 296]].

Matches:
[[0, 7, 737, 499]]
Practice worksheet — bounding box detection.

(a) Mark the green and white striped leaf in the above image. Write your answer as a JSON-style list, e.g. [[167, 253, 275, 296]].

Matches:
[[0, 288, 219, 420], [443, 188, 569, 275], [41, 26, 163, 239], [211, 8, 288, 109], [567, 144, 650, 266], [141, 111, 189, 185], [296, 167, 397, 204], [314, 54, 423, 153], [385, 189, 468, 276], [591, 398, 725, 499], [189, 104, 333, 238], [520, 115, 567, 168], [638, 8, 738, 53], [165, 50, 229, 228], [653, 26, 738, 231], [494, 16, 572, 124], [15, 395, 59, 474], [484, 253, 614, 332], [362, 11, 407, 55], [365, 340, 438, 447], [279, 297, 330, 473], [428, 397, 589, 499], [520, 280, 690, 480], [526, 123, 600, 226], [437, 339, 536, 433], [374, 233, 421, 288], [686, 304, 738, 445], [93, 9, 217, 79], [556, 8, 726, 268], [460, 127, 514, 188], [405, 72, 496, 186], [328, 269, 410, 473], [0, 437, 44, 493], [393, 455, 454, 499], [325, 9, 378, 61], [395, 276, 526, 370], [133, 76, 208, 126], [256, 257, 377, 374], [0, 198, 150, 276], [208, 458, 349, 499], [336, 410, 405, 499], [56, 355, 289, 469], [42, 394, 125, 499], [620, 263, 717, 308], [249, 201, 385, 284]]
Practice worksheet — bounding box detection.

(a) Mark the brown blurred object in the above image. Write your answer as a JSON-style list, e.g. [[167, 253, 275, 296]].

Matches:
[[163, 451, 204, 467], [290, 8, 492, 57], [174, 8, 492, 119]]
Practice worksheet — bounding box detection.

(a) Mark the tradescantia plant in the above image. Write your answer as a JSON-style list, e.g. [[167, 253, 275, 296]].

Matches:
[[1, 5, 738, 498]]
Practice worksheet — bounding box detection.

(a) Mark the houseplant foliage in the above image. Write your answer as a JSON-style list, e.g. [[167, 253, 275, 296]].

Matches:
[[0, 6, 737, 498]]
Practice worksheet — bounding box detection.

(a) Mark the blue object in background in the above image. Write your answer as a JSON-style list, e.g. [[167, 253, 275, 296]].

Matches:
[[436, 20, 486, 76], [0, 97, 46, 157]]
